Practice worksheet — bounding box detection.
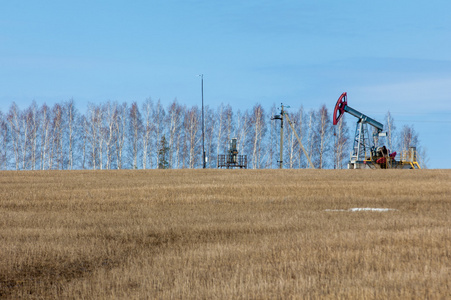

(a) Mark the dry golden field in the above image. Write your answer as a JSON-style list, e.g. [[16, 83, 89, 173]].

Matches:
[[0, 169, 450, 299]]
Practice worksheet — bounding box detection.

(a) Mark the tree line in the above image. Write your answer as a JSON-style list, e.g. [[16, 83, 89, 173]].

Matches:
[[0, 99, 426, 170]]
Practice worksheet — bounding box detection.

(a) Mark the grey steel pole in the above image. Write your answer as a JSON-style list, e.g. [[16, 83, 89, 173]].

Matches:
[[201, 74, 206, 169]]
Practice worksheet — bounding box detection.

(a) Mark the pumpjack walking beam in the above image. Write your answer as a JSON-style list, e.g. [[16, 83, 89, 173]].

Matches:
[[333, 92, 383, 131]]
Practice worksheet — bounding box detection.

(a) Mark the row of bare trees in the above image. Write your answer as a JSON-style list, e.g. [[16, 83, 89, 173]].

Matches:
[[0, 99, 425, 170]]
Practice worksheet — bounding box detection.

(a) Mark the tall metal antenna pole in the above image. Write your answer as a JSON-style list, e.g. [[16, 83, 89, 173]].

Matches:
[[279, 104, 284, 169], [201, 74, 206, 169]]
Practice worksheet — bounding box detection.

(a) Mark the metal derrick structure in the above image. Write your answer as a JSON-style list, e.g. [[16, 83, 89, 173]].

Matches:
[[333, 92, 421, 169], [217, 138, 248, 169], [271, 104, 315, 169]]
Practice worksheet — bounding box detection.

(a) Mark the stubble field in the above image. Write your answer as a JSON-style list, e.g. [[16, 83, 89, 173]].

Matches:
[[0, 169, 450, 299]]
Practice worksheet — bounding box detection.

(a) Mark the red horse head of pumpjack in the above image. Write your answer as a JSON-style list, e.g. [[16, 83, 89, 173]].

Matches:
[[333, 92, 347, 125]]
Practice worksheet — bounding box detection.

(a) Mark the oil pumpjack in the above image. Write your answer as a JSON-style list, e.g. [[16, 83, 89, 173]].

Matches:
[[333, 92, 420, 169]]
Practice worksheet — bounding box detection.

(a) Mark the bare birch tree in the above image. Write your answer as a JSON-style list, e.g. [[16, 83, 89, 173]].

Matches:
[[7, 103, 22, 170], [100, 101, 115, 169], [114, 103, 127, 169], [86, 104, 102, 169], [39, 104, 51, 170], [236, 109, 250, 159], [128, 102, 142, 169], [167, 100, 184, 169], [153, 100, 165, 168], [399, 124, 429, 167], [215, 104, 225, 157], [0, 111, 9, 170], [22, 103, 38, 170], [295, 106, 306, 169], [283, 110, 302, 169], [224, 105, 233, 153], [204, 106, 216, 168], [213, 104, 233, 157], [399, 124, 419, 153], [80, 115, 88, 169], [333, 114, 350, 169], [314, 105, 332, 169], [266, 104, 278, 168], [141, 98, 154, 169], [184, 106, 201, 168], [305, 109, 316, 168], [21, 108, 30, 169], [50, 104, 64, 169], [249, 104, 266, 169], [64, 100, 76, 170], [385, 111, 397, 153]]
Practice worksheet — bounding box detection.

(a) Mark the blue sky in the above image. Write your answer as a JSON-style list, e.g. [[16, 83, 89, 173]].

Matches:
[[1, 1, 450, 168]]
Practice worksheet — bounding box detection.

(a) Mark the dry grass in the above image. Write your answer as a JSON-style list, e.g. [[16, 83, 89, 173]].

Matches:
[[0, 169, 450, 299]]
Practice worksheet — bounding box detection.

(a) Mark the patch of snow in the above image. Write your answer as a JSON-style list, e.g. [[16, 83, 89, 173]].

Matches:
[[349, 208, 397, 212], [325, 208, 398, 212]]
